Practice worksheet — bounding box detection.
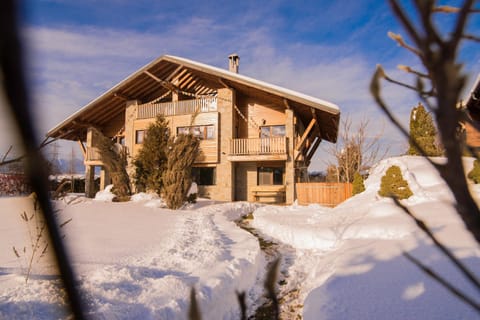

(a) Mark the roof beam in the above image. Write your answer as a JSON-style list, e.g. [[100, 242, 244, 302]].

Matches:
[[218, 78, 230, 89], [305, 136, 322, 163], [295, 118, 317, 161], [165, 65, 184, 82], [144, 70, 180, 93], [113, 92, 130, 101], [77, 140, 86, 159]]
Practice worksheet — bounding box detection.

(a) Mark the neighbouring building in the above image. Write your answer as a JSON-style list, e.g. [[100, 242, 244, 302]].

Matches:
[[464, 75, 480, 150], [47, 55, 341, 204]]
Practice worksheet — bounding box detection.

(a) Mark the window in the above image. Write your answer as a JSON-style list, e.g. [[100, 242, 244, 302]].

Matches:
[[177, 125, 215, 140], [260, 125, 285, 138], [192, 167, 216, 185], [257, 167, 284, 185], [135, 130, 146, 144]]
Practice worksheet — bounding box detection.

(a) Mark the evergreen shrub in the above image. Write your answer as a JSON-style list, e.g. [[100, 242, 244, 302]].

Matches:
[[378, 165, 413, 199], [468, 160, 480, 184], [352, 172, 365, 195]]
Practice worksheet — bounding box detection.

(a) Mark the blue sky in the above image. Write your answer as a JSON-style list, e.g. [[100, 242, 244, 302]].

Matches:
[[1, 0, 480, 171]]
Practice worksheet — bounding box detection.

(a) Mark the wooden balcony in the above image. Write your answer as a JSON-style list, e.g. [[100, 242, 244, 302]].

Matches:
[[137, 96, 217, 119], [85, 147, 103, 165], [228, 137, 288, 161], [84, 146, 127, 165]]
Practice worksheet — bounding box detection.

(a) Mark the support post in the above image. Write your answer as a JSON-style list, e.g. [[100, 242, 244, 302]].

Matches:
[[100, 167, 110, 190], [216, 88, 235, 201], [124, 100, 140, 191], [85, 165, 95, 198], [285, 109, 295, 204]]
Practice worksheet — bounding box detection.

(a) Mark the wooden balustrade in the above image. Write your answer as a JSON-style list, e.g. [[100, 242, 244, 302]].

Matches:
[[137, 97, 217, 119], [230, 137, 287, 156]]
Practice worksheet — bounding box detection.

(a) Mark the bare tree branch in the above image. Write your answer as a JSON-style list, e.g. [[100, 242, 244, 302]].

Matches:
[[0, 137, 58, 167], [398, 65, 431, 79], [389, 0, 423, 49], [0, 1, 85, 317], [451, 0, 475, 50], [462, 33, 480, 42]]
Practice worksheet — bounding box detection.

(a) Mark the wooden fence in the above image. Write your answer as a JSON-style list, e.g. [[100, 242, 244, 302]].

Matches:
[[296, 182, 353, 207]]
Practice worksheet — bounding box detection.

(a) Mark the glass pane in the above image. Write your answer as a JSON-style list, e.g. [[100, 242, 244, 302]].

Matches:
[[177, 127, 188, 135], [260, 127, 270, 138], [192, 126, 203, 139], [273, 168, 284, 185], [135, 130, 145, 144], [272, 125, 285, 137], [192, 167, 216, 185], [206, 126, 215, 140]]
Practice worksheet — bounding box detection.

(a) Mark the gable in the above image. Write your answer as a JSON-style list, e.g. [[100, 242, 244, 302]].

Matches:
[[47, 55, 340, 143]]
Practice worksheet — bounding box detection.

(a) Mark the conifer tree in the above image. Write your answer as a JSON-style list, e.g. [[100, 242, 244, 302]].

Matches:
[[91, 127, 131, 199], [407, 103, 442, 156], [133, 115, 170, 193], [378, 165, 412, 199], [162, 133, 200, 209], [352, 172, 365, 195]]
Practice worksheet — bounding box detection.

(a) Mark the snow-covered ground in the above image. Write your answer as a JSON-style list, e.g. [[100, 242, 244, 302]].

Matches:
[[1, 156, 480, 319]]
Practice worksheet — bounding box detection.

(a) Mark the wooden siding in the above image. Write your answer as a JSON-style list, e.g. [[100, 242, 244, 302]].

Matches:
[[296, 182, 353, 207], [131, 112, 219, 163], [235, 94, 286, 139]]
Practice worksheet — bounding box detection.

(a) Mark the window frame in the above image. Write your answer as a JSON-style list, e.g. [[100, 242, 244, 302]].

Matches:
[[260, 125, 286, 138], [177, 125, 216, 140], [192, 167, 216, 186], [135, 130, 146, 144]]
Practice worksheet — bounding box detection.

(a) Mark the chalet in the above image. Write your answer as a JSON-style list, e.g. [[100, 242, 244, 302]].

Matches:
[[46, 54, 340, 204]]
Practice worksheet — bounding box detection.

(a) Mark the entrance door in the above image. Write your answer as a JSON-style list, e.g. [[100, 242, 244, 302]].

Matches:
[[235, 164, 247, 201]]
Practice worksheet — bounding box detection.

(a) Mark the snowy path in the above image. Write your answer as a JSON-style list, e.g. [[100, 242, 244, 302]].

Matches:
[[75, 202, 265, 320], [0, 199, 264, 320]]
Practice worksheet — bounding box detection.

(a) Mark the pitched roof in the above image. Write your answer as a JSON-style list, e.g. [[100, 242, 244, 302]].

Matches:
[[47, 55, 340, 142]]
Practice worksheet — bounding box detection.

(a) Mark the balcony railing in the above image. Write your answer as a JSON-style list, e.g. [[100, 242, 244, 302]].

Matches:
[[85, 145, 127, 163], [230, 137, 287, 156], [137, 96, 217, 119]]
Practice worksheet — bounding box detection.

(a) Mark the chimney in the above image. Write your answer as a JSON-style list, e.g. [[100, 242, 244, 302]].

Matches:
[[228, 53, 240, 73]]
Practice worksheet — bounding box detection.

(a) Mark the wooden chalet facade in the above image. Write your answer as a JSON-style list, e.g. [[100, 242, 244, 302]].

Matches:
[[47, 55, 340, 204]]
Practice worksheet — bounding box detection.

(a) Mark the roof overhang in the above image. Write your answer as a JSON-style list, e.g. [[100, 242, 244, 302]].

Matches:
[[47, 55, 340, 142]]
